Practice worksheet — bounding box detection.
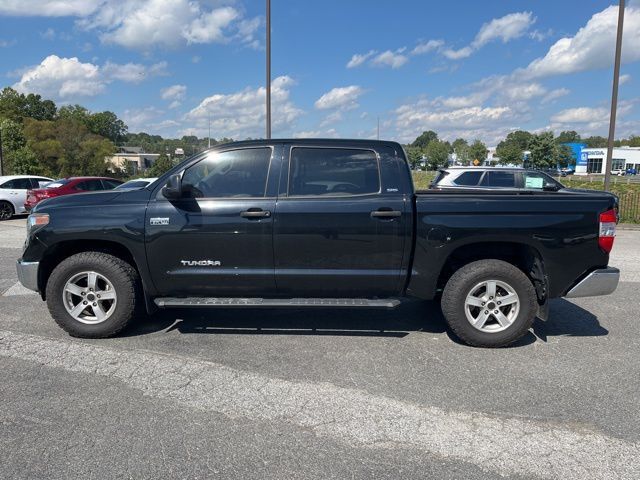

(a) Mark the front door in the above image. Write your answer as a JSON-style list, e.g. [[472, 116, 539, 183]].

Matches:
[[146, 146, 280, 296], [273, 145, 408, 297]]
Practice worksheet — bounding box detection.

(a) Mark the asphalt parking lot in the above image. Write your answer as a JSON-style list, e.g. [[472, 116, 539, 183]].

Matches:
[[1, 217, 639, 479]]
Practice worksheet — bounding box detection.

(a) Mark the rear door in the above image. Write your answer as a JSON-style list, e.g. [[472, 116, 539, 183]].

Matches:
[[2, 178, 32, 213], [273, 144, 408, 297], [145, 145, 281, 296]]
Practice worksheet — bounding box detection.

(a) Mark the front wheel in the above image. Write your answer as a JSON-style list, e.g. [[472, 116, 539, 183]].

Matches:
[[46, 252, 141, 338], [441, 259, 537, 348]]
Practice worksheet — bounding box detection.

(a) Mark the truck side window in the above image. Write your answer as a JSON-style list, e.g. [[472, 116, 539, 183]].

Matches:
[[289, 147, 380, 196], [182, 148, 271, 198]]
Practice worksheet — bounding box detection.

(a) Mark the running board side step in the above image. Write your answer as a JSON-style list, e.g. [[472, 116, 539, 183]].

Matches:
[[154, 297, 401, 308]]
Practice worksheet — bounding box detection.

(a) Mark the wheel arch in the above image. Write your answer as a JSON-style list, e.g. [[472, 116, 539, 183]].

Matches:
[[436, 241, 548, 305], [38, 239, 146, 302]]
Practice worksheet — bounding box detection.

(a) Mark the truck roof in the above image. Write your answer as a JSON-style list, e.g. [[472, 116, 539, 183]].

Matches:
[[207, 138, 404, 150]]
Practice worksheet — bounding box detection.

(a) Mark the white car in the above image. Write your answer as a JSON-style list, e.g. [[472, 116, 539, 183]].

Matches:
[[0, 175, 54, 220]]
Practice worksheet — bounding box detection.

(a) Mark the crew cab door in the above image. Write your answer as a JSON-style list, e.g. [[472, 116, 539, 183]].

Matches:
[[145, 146, 280, 296], [273, 145, 409, 296]]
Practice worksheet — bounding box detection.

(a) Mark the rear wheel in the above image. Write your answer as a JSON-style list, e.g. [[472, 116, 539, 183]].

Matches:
[[441, 259, 537, 347], [46, 252, 140, 338], [0, 201, 14, 220]]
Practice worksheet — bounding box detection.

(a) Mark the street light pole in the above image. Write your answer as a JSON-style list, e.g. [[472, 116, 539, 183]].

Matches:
[[604, 0, 625, 191], [266, 0, 271, 139]]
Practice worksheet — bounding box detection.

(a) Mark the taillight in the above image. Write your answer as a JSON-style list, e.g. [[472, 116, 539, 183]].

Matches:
[[598, 209, 617, 253]]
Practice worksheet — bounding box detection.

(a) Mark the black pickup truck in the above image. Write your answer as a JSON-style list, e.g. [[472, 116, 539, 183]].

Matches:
[[17, 139, 620, 347]]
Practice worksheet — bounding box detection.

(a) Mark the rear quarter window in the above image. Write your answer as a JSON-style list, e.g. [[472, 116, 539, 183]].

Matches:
[[452, 171, 483, 186]]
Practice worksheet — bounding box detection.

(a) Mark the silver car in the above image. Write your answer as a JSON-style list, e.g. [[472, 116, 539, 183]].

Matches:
[[430, 167, 564, 192]]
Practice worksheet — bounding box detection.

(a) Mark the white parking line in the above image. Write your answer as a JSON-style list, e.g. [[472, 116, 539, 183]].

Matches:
[[0, 329, 637, 479]]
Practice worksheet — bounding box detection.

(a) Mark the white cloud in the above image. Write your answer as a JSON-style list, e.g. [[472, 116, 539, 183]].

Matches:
[[293, 128, 339, 139], [185, 76, 302, 139], [12, 55, 166, 100], [523, 4, 640, 78], [371, 49, 408, 69], [473, 12, 536, 48], [442, 46, 474, 60], [1, 0, 262, 51], [411, 39, 444, 55], [346, 50, 376, 68], [102, 61, 166, 83], [161, 84, 187, 101], [346, 48, 408, 69], [548, 101, 636, 136], [122, 106, 163, 129], [619, 74, 631, 85], [314, 86, 364, 110], [393, 97, 515, 144], [0, 0, 102, 16], [541, 88, 570, 104], [441, 11, 536, 60], [551, 107, 608, 124], [13, 55, 104, 99], [183, 6, 238, 44]]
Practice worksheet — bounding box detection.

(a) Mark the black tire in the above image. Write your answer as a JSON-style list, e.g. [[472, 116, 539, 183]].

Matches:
[[46, 252, 140, 338], [0, 201, 14, 220], [441, 259, 537, 348]]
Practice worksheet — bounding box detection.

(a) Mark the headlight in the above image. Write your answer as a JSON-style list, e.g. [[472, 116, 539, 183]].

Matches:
[[27, 213, 49, 236]]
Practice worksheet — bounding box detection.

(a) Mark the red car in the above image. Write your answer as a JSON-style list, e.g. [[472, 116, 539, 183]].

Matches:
[[25, 177, 124, 211]]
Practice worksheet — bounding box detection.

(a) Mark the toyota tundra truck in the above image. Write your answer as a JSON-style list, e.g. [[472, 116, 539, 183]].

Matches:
[[16, 139, 620, 347]]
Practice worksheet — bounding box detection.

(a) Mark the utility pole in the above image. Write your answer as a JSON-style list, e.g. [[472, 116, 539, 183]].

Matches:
[[266, 0, 271, 139], [604, 0, 625, 191]]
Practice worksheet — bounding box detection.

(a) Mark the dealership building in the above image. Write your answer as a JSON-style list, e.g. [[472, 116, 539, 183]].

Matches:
[[574, 146, 640, 174]]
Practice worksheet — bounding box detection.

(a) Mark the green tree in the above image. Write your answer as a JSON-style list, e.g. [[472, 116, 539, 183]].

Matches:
[[23, 93, 56, 120], [529, 132, 556, 169], [451, 138, 470, 165], [496, 142, 523, 166], [10, 146, 41, 175], [469, 139, 488, 165], [425, 139, 449, 170], [0, 87, 27, 121], [411, 130, 438, 150], [556, 144, 574, 169], [555, 130, 581, 144], [404, 145, 424, 168], [583, 135, 607, 148], [88, 111, 128, 144], [58, 104, 92, 125], [149, 154, 174, 177]]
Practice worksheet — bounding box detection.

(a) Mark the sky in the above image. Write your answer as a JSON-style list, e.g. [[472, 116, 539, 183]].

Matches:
[[0, 0, 639, 146]]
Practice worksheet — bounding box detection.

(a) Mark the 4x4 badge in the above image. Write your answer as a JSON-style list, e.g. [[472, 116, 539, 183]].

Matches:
[[150, 217, 169, 226]]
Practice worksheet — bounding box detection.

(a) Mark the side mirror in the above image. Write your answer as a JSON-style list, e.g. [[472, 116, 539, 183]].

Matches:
[[543, 182, 559, 192], [162, 173, 183, 199]]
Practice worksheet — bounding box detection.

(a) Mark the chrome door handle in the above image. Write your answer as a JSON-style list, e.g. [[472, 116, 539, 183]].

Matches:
[[371, 210, 401, 218], [240, 209, 271, 218]]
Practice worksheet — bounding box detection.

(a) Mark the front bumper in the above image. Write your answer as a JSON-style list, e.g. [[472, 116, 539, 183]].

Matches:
[[564, 267, 620, 298], [16, 260, 39, 292]]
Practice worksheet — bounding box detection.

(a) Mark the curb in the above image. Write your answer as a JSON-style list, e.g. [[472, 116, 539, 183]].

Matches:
[[618, 224, 640, 231]]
